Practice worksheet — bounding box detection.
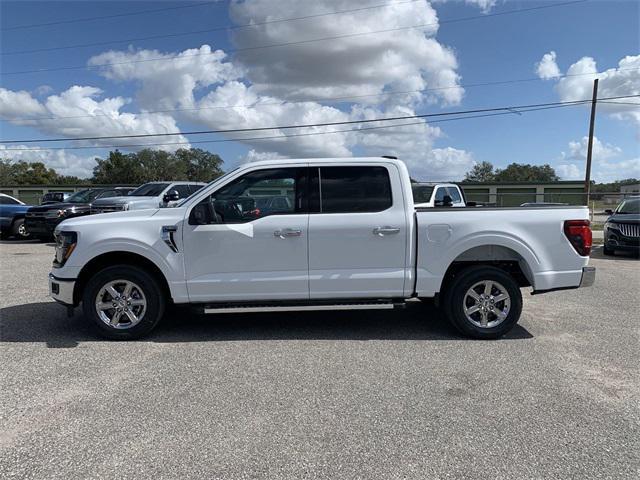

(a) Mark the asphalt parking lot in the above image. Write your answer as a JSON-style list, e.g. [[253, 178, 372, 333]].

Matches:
[[1, 241, 638, 479]]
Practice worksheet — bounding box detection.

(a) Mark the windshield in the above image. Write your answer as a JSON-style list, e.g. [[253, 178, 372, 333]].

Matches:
[[66, 189, 100, 203], [129, 183, 170, 197], [616, 198, 640, 214], [412, 185, 435, 203]]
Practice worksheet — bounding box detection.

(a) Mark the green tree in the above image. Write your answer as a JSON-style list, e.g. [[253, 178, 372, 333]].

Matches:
[[0, 160, 60, 185], [174, 148, 224, 182], [92, 150, 145, 184], [463, 161, 495, 182], [494, 163, 559, 182]]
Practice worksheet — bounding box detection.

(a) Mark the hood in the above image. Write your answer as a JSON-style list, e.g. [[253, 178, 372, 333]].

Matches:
[[28, 202, 91, 212], [57, 208, 162, 231], [91, 196, 158, 206], [1, 204, 30, 213], [609, 213, 640, 224]]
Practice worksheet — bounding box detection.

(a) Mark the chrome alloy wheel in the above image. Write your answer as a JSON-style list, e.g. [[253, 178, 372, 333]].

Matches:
[[17, 222, 29, 238], [463, 280, 511, 328], [95, 280, 147, 329]]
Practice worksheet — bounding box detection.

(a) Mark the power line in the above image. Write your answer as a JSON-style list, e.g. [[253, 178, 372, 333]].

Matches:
[[1, 1, 218, 32], [8, 67, 639, 123], [3, 95, 636, 145], [2, 0, 422, 55], [2, 0, 586, 75], [0, 103, 585, 152]]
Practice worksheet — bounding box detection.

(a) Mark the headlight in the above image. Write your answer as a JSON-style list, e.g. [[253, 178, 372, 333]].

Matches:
[[604, 221, 615, 231], [45, 209, 64, 218], [53, 231, 77, 268]]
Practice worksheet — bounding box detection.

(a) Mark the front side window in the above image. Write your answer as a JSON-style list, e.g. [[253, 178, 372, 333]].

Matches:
[[315, 166, 392, 214], [447, 187, 462, 203], [171, 185, 192, 199], [194, 168, 305, 224], [67, 189, 100, 203]]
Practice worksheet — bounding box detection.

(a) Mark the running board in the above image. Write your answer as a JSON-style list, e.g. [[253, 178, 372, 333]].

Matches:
[[203, 302, 398, 314]]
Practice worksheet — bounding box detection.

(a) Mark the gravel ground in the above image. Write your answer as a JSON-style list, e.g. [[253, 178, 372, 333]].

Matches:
[[1, 240, 638, 479]]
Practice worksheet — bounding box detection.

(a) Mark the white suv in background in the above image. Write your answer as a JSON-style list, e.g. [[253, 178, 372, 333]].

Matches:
[[90, 182, 205, 214], [412, 182, 466, 208]]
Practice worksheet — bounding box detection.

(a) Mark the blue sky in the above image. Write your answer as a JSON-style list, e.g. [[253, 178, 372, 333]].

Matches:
[[1, 0, 638, 181]]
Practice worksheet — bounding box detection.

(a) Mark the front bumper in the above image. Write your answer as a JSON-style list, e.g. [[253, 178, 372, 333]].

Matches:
[[49, 273, 75, 306], [25, 217, 59, 236], [605, 228, 640, 251]]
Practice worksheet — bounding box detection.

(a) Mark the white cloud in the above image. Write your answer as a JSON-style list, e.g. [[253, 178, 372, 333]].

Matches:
[[556, 163, 582, 180], [562, 136, 623, 162], [0, 145, 97, 178], [464, 0, 497, 13], [537, 53, 640, 127], [0, 86, 189, 151], [229, 0, 463, 106], [535, 51, 561, 80], [557, 136, 639, 182], [88, 45, 239, 110]]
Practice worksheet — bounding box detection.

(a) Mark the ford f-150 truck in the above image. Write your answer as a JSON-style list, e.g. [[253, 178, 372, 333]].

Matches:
[[49, 157, 595, 340]]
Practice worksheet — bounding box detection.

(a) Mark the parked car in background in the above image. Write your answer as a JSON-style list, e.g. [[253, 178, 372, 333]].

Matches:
[[412, 183, 466, 208], [90, 182, 205, 214], [48, 157, 594, 340], [26, 187, 134, 240], [41, 192, 71, 205], [0, 193, 31, 239], [604, 197, 640, 256]]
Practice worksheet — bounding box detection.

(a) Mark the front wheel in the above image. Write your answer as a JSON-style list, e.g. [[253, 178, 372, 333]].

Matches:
[[442, 265, 523, 339], [603, 245, 615, 256], [11, 218, 30, 239], [82, 265, 166, 340]]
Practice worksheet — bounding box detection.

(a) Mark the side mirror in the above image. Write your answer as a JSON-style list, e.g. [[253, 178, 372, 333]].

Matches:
[[604, 209, 613, 215], [163, 190, 180, 203]]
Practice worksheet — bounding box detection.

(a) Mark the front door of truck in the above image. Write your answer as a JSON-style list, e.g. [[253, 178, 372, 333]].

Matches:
[[308, 165, 408, 299], [183, 167, 309, 302]]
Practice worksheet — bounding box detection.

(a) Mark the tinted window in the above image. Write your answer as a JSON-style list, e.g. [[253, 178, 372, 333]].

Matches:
[[412, 185, 434, 203], [129, 183, 170, 197], [617, 199, 640, 214], [0, 196, 20, 205], [67, 189, 101, 203], [172, 185, 192, 199], [434, 187, 447, 203], [203, 168, 304, 223], [317, 166, 392, 214], [96, 190, 118, 199], [447, 187, 462, 203], [189, 184, 204, 194]]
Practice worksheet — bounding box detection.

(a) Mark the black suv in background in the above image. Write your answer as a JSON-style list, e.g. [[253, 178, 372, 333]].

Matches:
[[604, 197, 640, 256], [25, 187, 135, 240]]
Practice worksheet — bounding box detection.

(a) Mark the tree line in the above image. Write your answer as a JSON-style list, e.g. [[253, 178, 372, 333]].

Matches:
[[0, 148, 224, 186]]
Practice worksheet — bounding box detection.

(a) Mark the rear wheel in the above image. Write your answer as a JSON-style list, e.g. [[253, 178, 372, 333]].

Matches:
[[82, 265, 165, 340], [11, 218, 30, 239], [442, 266, 522, 339]]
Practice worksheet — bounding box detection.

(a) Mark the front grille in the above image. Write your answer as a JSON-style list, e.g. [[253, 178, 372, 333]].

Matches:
[[91, 205, 124, 214], [618, 223, 640, 238], [26, 211, 46, 218]]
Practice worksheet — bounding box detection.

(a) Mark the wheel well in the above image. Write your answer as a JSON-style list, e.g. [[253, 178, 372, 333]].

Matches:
[[74, 251, 172, 305], [440, 245, 533, 294]]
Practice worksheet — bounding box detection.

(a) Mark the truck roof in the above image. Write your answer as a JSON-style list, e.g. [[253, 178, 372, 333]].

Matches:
[[241, 156, 406, 168]]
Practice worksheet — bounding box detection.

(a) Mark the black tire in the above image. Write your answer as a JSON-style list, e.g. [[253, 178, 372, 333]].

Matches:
[[10, 218, 30, 239], [603, 245, 615, 256], [442, 265, 523, 340], [82, 265, 166, 340]]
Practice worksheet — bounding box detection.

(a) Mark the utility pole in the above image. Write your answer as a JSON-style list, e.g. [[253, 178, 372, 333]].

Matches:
[[584, 78, 599, 205]]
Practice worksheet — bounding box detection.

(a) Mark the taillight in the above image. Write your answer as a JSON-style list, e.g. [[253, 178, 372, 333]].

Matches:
[[564, 220, 592, 256]]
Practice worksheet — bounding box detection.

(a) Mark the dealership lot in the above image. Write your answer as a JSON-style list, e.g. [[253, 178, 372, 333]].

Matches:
[[1, 241, 638, 479]]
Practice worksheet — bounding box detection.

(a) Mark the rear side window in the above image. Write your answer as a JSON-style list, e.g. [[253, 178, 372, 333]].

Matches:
[[189, 184, 204, 194], [317, 166, 392, 213], [0, 196, 20, 205]]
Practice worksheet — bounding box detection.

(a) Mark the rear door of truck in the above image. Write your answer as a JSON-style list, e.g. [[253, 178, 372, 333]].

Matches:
[[308, 163, 409, 298]]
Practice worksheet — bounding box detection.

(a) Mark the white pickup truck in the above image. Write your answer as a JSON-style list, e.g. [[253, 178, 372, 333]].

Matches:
[[49, 157, 594, 340]]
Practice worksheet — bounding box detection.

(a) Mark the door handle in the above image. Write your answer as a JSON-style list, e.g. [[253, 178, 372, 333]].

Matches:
[[373, 226, 400, 236], [274, 228, 302, 239]]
